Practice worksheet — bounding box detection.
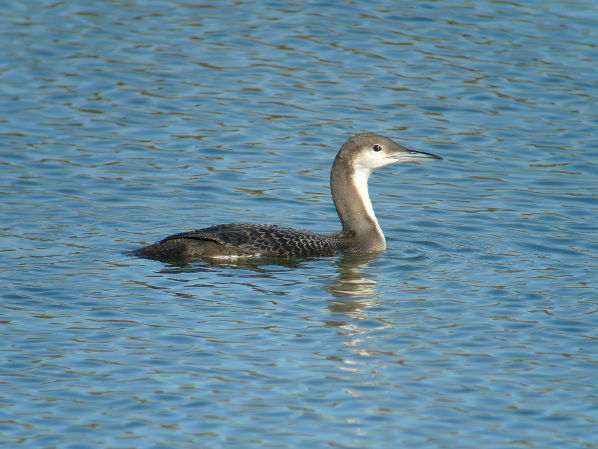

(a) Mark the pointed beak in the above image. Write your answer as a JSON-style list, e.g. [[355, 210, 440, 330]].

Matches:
[[408, 149, 442, 160], [388, 148, 442, 163]]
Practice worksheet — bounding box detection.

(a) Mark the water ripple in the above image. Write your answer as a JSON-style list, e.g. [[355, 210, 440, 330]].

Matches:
[[2, 1, 598, 448]]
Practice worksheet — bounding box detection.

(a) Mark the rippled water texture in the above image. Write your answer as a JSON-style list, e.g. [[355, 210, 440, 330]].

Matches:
[[1, 1, 598, 448]]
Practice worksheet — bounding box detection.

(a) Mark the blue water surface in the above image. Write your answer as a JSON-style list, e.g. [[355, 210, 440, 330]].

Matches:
[[1, 1, 597, 448]]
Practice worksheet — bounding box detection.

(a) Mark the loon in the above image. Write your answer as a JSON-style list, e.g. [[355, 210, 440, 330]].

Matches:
[[132, 133, 441, 260]]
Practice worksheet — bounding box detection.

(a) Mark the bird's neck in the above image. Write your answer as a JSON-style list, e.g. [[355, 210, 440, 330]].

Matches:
[[330, 158, 386, 251]]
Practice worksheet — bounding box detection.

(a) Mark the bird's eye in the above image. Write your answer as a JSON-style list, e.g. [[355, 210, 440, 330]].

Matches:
[[373, 144, 383, 152]]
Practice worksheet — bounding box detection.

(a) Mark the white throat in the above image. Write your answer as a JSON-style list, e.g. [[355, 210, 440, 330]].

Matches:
[[350, 169, 385, 247]]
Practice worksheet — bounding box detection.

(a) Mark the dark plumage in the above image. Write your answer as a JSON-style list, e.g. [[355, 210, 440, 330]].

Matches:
[[132, 133, 441, 261], [133, 223, 353, 259]]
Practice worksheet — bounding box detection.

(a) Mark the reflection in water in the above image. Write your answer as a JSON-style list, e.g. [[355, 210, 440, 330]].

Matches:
[[325, 253, 381, 320], [325, 253, 381, 298], [156, 255, 305, 272], [140, 252, 382, 319], [152, 251, 381, 291], [323, 254, 393, 376]]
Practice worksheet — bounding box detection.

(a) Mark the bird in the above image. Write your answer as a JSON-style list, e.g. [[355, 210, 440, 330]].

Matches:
[[132, 133, 441, 260]]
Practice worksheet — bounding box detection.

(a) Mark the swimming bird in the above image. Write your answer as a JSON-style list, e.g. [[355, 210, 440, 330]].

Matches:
[[132, 133, 441, 260]]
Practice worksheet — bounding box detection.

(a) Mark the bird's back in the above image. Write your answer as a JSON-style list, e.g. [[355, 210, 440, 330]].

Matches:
[[132, 223, 351, 260]]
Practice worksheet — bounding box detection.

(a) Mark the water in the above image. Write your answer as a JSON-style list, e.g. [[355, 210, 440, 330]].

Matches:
[[2, 1, 598, 448]]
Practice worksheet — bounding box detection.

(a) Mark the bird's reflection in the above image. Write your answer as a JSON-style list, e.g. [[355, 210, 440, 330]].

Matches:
[[136, 251, 381, 319], [325, 252, 380, 298], [156, 255, 305, 273], [323, 252, 381, 320]]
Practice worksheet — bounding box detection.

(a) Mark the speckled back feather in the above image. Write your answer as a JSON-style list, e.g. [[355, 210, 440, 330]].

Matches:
[[134, 223, 354, 259]]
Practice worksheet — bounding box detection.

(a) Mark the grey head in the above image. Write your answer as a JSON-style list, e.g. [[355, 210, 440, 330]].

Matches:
[[333, 132, 441, 176], [330, 133, 441, 251]]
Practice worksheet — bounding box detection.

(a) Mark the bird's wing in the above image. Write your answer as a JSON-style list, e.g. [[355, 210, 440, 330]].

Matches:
[[161, 223, 342, 257]]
